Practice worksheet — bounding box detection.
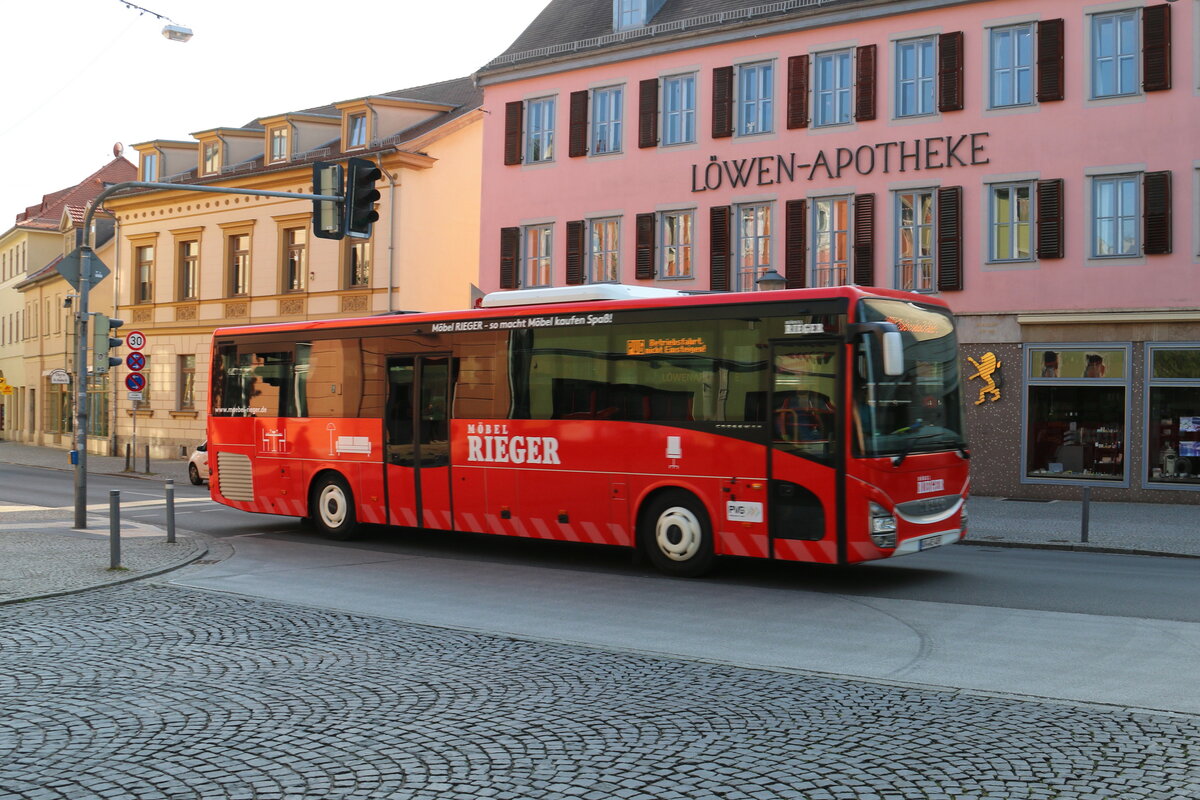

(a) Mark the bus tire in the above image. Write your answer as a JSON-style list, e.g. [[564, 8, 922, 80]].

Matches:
[[310, 473, 359, 541], [640, 490, 715, 578]]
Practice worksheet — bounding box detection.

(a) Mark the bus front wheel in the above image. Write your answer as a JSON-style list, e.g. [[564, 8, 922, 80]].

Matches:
[[640, 491, 715, 578], [310, 474, 359, 541]]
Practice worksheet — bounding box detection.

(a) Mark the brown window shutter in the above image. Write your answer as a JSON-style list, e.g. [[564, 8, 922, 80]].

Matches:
[[787, 55, 810, 129], [1036, 178, 1065, 259], [784, 199, 807, 288], [937, 31, 965, 112], [638, 78, 659, 149], [854, 45, 876, 121], [504, 102, 524, 166], [1036, 19, 1065, 102], [712, 66, 734, 139], [852, 193, 875, 286], [568, 90, 589, 158], [1144, 171, 1172, 255], [635, 213, 656, 279], [936, 186, 963, 291], [565, 220, 586, 285], [1143, 4, 1172, 92], [709, 206, 731, 291], [499, 227, 520, 289]]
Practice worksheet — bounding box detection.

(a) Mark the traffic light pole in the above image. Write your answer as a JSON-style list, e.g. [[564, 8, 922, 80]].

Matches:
[[73, 179, 342, 528]]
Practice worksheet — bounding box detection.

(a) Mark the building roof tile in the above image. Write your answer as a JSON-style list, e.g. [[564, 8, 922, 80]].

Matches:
[[14, 157, 136, 229]]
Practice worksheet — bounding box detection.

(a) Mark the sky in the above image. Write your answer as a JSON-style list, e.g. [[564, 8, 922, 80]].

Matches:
[[0, 0, 552, 226]]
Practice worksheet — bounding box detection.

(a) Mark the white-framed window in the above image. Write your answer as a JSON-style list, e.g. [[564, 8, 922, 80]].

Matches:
[[140, 152, 158, 181], [659, 210, 694, 279], [283, 228, 307, 292], [896, 38, 935, 117], [524, 225, 553, 287], [178, 239, 199, 300], [814, 50, 853, 127], [1092, 174, 1139, 257], [813, 197, 850, 287], [615, 0, 646, 30], [270, 128, 289, 162], [348, 240, 371, 288], [592, 86, 623, 155], [347, 113, 367, 148], [526, 97, 556, 163], [990, 24, 1034, 107], [737, 62, 774, 135], [736, 203, 773, 291], [589, 218, 621, 283], [1092, 10, 1139, 98], [178, 355, 196, 411], [990, 182, 1033, 261], [135, 245, 154, 303], [896, 189, 935, 291], [202, 142, 219, 175], [662, 73, 696, 145]]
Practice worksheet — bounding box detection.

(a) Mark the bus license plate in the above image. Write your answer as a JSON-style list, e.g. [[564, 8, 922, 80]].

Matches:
[[918, 535, 944, 551]]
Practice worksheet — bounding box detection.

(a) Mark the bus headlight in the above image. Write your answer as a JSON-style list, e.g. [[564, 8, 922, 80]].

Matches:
[[869, 502, 897, 549]]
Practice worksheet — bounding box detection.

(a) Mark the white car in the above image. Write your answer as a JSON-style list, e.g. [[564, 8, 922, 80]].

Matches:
[[189, 441, 209, 485]]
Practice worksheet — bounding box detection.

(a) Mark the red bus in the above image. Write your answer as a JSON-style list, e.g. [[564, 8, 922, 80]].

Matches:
[[208, 284, 968, 576]]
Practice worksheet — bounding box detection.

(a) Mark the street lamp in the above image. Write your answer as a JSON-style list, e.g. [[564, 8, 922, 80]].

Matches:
[[756, 267, 787, 291]]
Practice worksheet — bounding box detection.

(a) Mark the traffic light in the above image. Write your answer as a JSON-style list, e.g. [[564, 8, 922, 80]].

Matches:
[[91, 313, 124, 374], [311, 161, 345, 240], [345, 157, 382, 239]]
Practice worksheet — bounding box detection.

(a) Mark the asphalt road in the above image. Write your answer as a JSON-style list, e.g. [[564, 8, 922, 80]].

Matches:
[[6, 462, 1200, 713]]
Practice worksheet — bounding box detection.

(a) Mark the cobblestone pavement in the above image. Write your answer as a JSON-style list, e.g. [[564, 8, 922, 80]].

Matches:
[[2, 584, 1198, 800]]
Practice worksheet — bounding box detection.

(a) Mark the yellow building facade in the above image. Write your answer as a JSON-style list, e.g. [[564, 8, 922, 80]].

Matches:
[[104, 78, 484, 458]]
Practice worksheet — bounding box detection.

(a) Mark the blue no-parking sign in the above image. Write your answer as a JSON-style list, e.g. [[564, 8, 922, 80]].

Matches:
[[125, 373, 146, 392]]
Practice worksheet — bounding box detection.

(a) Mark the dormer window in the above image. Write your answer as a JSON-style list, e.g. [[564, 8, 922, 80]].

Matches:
[[141, 152, 159, 181], [347, 113, 367, 149], [202, 142, 220, 175], [615, 0, 646, 30], [270, 128, 289, 162]]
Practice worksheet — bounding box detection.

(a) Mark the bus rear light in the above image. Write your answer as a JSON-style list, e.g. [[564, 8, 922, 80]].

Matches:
[[869, 502, 897, 549]]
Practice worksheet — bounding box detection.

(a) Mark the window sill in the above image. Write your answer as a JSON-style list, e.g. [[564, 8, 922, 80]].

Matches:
[[170, 410, 199, 419], [127, 408, 154, 418]]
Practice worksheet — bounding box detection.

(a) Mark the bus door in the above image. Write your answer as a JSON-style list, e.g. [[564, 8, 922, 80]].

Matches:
[[768, 340, 842, 553], [385, 355, 453, 530]]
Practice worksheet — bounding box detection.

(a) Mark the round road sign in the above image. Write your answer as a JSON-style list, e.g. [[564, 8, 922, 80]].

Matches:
[[125, 330, 147, 351], [126, 352, 146, 371], [125, 373, 146, 392]]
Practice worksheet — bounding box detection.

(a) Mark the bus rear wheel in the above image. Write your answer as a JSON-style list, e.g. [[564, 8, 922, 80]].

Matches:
[[310, 474, 359, 541], [640, 491, 715, 578]]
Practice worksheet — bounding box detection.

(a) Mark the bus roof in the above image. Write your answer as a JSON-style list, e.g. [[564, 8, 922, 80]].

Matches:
[[211, 285, 952, 338]]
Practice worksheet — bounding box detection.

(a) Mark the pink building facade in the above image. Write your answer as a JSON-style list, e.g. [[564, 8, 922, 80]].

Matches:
[[478, 0, 1200, 502]]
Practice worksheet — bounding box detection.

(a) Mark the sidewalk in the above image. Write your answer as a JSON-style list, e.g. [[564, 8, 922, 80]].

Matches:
[[0, 440, 1196, 606], [0, 440, 206, 606]]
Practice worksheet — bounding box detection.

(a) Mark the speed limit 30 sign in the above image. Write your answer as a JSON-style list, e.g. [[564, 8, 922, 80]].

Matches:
[[125, 330, 147, 351]]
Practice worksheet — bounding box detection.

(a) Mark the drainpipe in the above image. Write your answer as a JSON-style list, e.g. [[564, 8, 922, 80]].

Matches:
[[376, 161, 399, 313]]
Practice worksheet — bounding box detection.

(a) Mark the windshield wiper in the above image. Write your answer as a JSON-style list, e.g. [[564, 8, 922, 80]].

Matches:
[[891, 432, 938, 467]]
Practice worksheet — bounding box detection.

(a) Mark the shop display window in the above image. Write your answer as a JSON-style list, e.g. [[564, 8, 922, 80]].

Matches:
[[1027, 385, 1126, 481], [1145, 345, 1200, 488], [1025, 345, 1129, 484]]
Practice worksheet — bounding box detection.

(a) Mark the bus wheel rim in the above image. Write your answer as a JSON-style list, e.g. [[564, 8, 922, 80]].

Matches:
[[655, 506, 701, 561], [319, 484, 346, 528]]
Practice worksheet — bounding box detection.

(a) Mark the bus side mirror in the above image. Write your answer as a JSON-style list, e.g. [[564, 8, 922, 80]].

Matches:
[[881, 330, 904, 376], [848, 322, 905, 377]]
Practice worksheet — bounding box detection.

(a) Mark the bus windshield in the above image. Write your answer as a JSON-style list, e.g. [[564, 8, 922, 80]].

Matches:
[[854, 298, 966, 459]]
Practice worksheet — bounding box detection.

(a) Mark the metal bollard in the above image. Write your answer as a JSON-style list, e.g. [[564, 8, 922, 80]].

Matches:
[[165, 479, 176, 543], [143, 445, 151, 475], [124, 443, 132, 472], [1081, 485, 1091, 543], [109, 490, 121, 569]]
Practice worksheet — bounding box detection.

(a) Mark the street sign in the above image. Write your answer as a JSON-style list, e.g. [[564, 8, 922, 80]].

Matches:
[[125, 330, 146, 351], [49, 369, 71, 385], [126, 352, 146, 371], [128, 391, 143, 401], [55, 248, 111, 292], [125, 373, 146, 392]]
